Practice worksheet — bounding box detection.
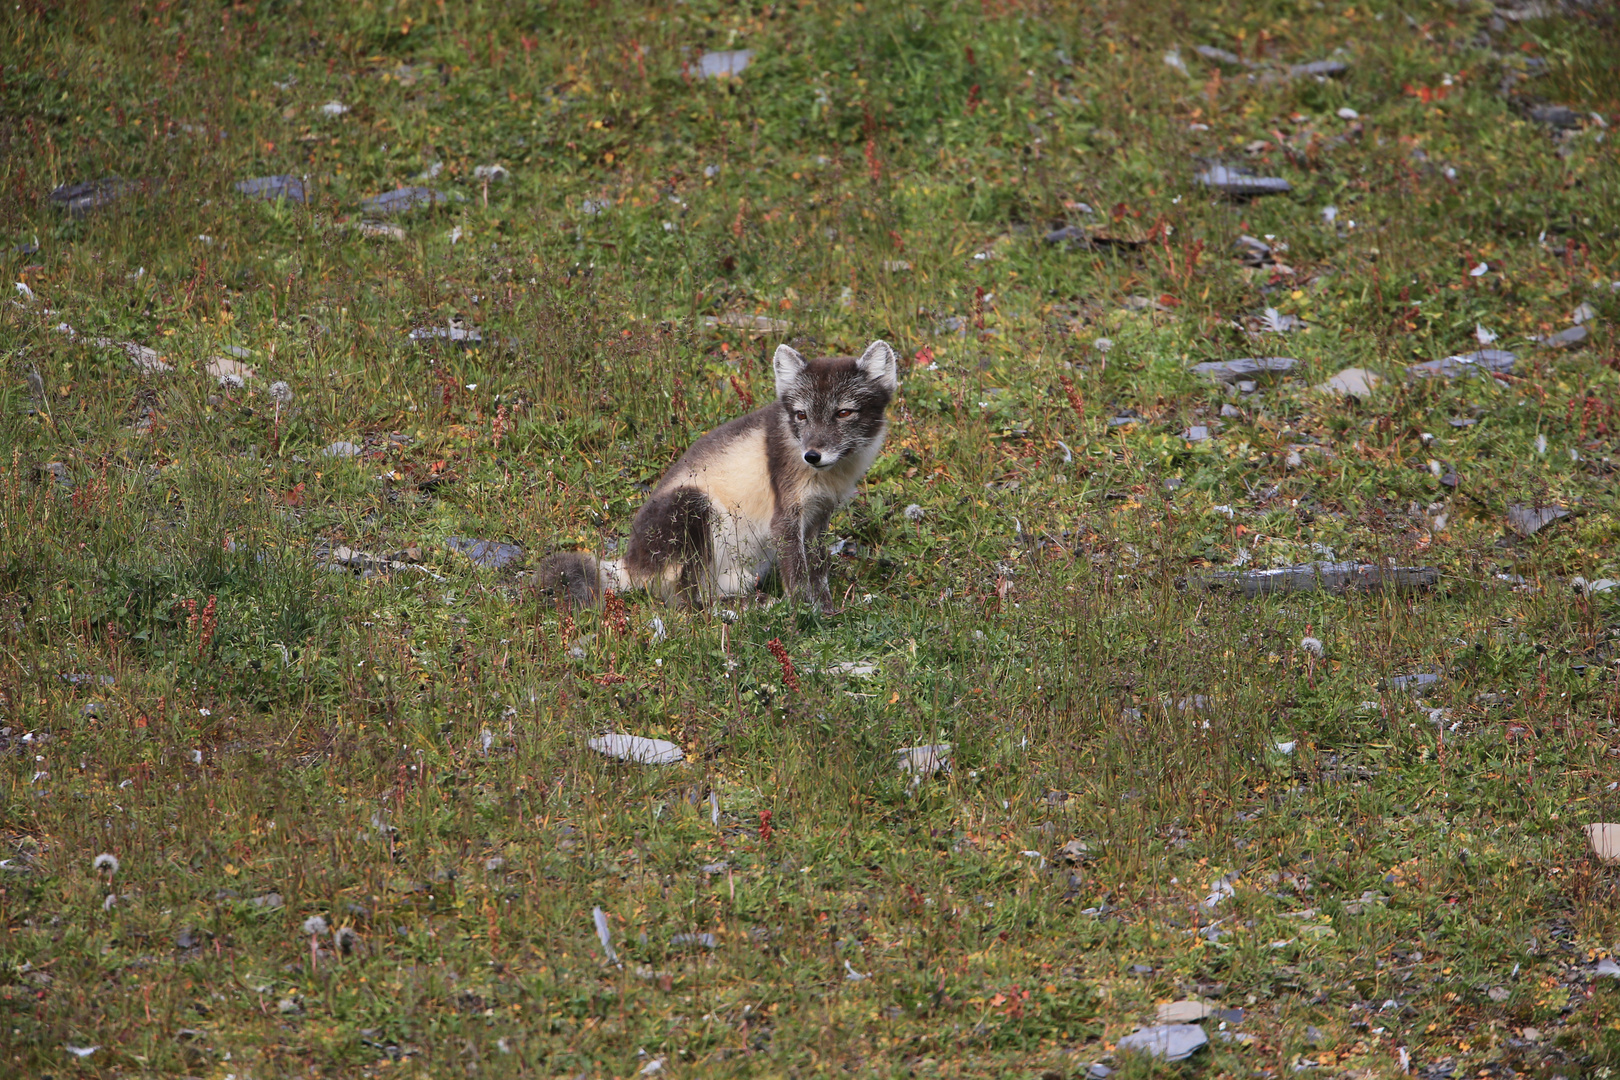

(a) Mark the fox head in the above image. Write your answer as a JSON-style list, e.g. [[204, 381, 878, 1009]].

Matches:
[[772, 340, 898, 470]]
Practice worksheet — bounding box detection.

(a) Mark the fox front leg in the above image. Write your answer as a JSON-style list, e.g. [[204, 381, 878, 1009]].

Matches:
[[775, 505, 837, 614]]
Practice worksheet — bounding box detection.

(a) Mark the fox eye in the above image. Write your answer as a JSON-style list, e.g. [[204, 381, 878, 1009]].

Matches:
[[794, 409, 807, 422], [836, 408, 855, 419]]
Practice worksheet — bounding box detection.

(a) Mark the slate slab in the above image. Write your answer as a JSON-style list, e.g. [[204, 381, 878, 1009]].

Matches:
[[445, 537, 525, 570], [1197, 561, 1440, 597], [236, 175, 307, 203], [1190, 357, 1296, 383]]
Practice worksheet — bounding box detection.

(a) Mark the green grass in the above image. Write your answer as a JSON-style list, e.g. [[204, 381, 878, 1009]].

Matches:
[[4, 0, 1620, 1076]]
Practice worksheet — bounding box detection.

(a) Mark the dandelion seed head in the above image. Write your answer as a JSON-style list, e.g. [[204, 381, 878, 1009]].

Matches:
[[268, 381, 294, 406], [1300, 636, 1325, 658], [301, 914, 329, 936], [92, 853, 119, 874]]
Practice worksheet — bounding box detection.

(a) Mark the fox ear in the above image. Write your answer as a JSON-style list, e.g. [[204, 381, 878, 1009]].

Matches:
[[772, 344, 807, 398], [856, 339, 899, 392]]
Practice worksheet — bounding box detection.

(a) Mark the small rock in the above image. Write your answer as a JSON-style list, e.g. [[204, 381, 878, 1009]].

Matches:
[[1184, 425, 1209, 442], [1196, 164, 1291, 198], [206, 356, 257, 383], [1219, 403, 1241, 418], [1115, 1023, 1209, 1061], [1386, 672, 1441, 693], [321, 441, 362, 459], [355, 221, 406, 241], [50, 177, 132, 217], [1156, 999, 1214, 1023], [1534, 324, 1588, 349], [670, 932, 717, 949], [319, 100, 349, 117], [1407, 350, 1516, 379], [445, 537, 524, 571], [1336, 106, 1360, 120], [235, 175, 307, 203], [1573, 577, 1620, 596], [1194, 45, 1247, 66], [1594, 957, 1620, 978], [1044, 224, 1093, 249], [589, 734, 684, 765], [1196, 561, 1440, 597], [1529, 104, 1582, 129], [360, 186, 460, 216], [897, 744, 951, 781], [1505, 503, 1569, 537], [1317, 367, 1382, 396], [175, 927, 206, 949], [1059, 839, 1091, 863], [1488, 986, 1511, 1002], [696, 49, 754, 78], [1291, 59, 1348, 78], [42, 462, 71, 489], [1190, 357, 1296, 383], [1232, 235, 1272, 265], [700, 312, 792, 333], [408, 324, 482, 345], [249, 892, 284, 910]]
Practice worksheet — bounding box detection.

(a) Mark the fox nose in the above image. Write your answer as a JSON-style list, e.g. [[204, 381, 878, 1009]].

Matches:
[[802, 450, 822, 466]]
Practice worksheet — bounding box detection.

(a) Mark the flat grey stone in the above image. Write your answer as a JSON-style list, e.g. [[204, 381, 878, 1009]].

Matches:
[[1505, 503, 1568, 537], [1386, 672, 1441, 692], [408, 325, 482, 345], [1196, 164, 1291, 198], [1197, 561, 1440, 597], [1234, 235, 1272, 265], [897, 744, 951, 780], [696, 49, 754, 78], [1534, 325, 1588, 349], [670, 932, 717, 949], [589, 734, 684, 765], [236, 175, 306, 203], [1044, 224, 1092, 248], [50, 177, 133, 217], [1290, 59, 1348, 78], [445, 537, 524, 570], [1317, 367, 1383, 396], [1194, 45, 1247, 66], [1190, 357, 1296, 383], [1407, 350, 1516, 379], [321, 441, 362, 458], [360, 186, 460, 216], [1529, 104, 1582, 128], [1115, 1023, 1209, 1061], [1184, 425, 1209, 442]]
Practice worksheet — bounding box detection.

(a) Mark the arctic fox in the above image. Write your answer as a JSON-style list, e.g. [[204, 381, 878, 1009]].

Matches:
[[540, 339, 898, 613]]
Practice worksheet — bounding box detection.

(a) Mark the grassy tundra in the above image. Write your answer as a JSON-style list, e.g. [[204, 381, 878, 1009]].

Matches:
[[3, 1, 1620, 1076]]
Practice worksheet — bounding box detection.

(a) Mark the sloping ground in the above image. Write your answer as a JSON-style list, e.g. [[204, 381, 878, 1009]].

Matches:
[[2, 1, 1619, 1076]]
